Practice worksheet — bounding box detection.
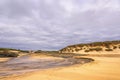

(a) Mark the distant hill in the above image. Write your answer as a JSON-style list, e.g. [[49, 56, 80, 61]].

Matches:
[[59, 40, 120, 54], [0, 48, 29, 53], [0, 48, 29, 57]]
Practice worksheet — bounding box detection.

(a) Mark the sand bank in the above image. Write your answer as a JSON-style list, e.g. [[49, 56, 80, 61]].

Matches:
[[0, 58, 10, 62]]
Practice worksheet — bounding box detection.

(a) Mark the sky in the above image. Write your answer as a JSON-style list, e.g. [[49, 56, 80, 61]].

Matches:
[[0, 0, 120, 50]]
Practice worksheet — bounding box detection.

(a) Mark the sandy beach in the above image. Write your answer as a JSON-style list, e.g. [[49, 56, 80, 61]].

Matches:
[[0, 54, 92, 79], [1, 56, 120, 80], [0, 0, 120, 79]]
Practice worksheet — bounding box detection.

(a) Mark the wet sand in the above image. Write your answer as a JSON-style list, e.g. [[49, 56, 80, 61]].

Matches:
[[1, 56, 120, 80], [0, 54, 93, 78]]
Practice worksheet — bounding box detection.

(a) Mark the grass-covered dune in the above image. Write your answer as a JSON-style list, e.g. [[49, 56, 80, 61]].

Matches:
[[0, 48, 29, 57], [59, 40, 120, 53], [0, 52, 19, 57]]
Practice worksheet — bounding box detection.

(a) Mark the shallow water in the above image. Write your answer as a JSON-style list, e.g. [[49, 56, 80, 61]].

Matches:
[[0, 55, 93, 77]]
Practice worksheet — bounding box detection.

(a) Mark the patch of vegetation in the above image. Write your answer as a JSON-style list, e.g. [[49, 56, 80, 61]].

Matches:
[[0, 52, 19, 57], [34, 50, 42, 53], [119, 46, 120, 49], [35, 50, 59, 54], [19, 50, 29, 53], [0, 48, 18, 51], [105, 44, 110, 48], [0, 48, 19, 57], [75, 49, 81, 52], [84, 50, 90, 52], [84, 48, 103, 52], [105, 49, 113, 51], [113, 46, 117, 49], [94, 48, 103, 51]]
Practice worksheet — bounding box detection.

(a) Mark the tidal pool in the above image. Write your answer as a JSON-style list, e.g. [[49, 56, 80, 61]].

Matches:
[[0, 55, 93, 77]]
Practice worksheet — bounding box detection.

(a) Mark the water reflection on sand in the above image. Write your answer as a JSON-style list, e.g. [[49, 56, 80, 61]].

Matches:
[[0, 55, 92, 77]]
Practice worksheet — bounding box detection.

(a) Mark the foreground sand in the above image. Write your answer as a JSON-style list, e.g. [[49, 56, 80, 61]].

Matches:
[[1, 56, 120, 80]]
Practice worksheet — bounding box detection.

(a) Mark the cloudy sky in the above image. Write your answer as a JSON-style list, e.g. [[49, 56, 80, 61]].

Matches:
[[0, 0, 120, 50]]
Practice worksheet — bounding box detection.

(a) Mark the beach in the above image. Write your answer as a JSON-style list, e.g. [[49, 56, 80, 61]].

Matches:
[[0, 54, 93, 79], [1, 55, 120, 80]]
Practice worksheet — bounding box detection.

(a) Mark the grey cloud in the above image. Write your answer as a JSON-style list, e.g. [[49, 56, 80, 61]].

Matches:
[[0, 0, 120, 50]]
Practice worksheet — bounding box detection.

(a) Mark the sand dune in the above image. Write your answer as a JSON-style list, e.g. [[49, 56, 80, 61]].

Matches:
[[1, 56, 120, 80]]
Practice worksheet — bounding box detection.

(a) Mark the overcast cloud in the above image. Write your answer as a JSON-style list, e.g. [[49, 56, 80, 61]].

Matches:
[[0, 0, 120, 50]]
